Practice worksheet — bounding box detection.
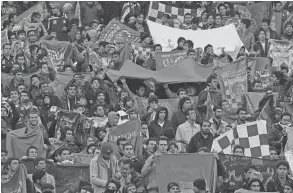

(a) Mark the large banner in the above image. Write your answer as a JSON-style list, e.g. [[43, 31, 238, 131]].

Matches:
[[41, 40, 73, 71], [147, 20, 244, 59], [155, 50, 186, 70], [285, 128, 293, 175], [268, 39, 293, 71], [99, 19, 141, 50], [156, 154, 217, 193], [21, 159, 90, 193], [217, 58, 247, 111], [218, 154, 275, 191], [108, 119, 143, 157], [270, 12, 283, 35], [55, 110, 81, 136], [147, 1, 197, 28]]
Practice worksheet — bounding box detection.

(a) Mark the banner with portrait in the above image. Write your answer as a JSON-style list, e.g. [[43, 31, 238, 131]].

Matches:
[[268, 39, 293, 71], [217, 58, 248, 111]]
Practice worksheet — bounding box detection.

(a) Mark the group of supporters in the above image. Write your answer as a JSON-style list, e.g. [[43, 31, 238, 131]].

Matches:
[[1, 1, 293, 193]]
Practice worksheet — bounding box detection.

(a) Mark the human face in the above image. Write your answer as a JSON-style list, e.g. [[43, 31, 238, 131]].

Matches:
[[9, 160, 19, 172], [61, 150, 70, 161], [246, 168, 257, 179], [258, 31, 266, 41], [219, 6, 227, 16], [127, 185, 137, 193], [275, 3, 282, 12], [182, 100, 191, 111], [102, 152, 112, 160], [40, 83, 50, 94], [137, 87, 145, 97], [3, 44, 12, 56], [184, 15, 192, 24], [187, 110, 197, 121], [129, 16, 136, 24], [32, 77, 40, 87], [87, 137, 95, 146], [281, 115, 291, 125], [17, 56, 25, 64], [93, 148, 100, 156], [88, 146, 96, 154], [40, 64, 48, 74], [1, 174, 10, 183], [277, 165, 288, 178], [36, 160, 46, 171], [98, 131, 106, 140], [137, 14, 144, 24], [169, 186, 179, 193], [96, 106, 104, 117], [12, 64, 20, 72], [43, 95, 50, 105], [10, 90, 19, 101], [201, 12, 208, 21], [144, 37, 152, 45], [261, 22, 269, 31], [124, 145, 134, 158], [29, 113, 39, 126], [112, 54, 120, 63], [183, 43, 189, 51], [201, 122, 211, 134], [65, 130, 73, 141], [92, 79, 100, 89], [234, 148, 244, 156], [147, 140, 157, 153], [126, 99, 133, 108], [52, 6, 59, 15], [178, 91, 187, 99], [68, 86, 76, 96], [207, 15, 214, 25], [215, 16, 222, 25], [129, 111, 138, 119], [158, 110, 166, 120], [1, 152, 7, 164], [155, 46, 162, 52], [107, 182, 117, 191], [284, 185, 293, 193], [215, 109, 223, 119], [168, 144, 179, 154], [75, 31, 81, 40], [178, 40, 185, 48], [269, 149, 279, 160], [18, 85, 26, 93], [238, 110, 246, 121], [15, 72, 23, 81], [158, 140, 168, 153], [118, 140, 126, 152], [250, 181, 261, 192], [28, 148, 38, 159], [97, 93, 105, 103]]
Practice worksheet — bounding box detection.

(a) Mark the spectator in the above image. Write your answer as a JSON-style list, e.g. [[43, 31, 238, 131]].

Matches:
[[193, 178, 207, 193], [90, 142, 119, 193], [281, 22, 293, 42], [209, 106, 228, 137], [104, 179, 121, 193], [142, 138, 157, 163], [251, 29, 269, 57], [202, 14, 215, 30], [260, 18, 279, 39], [187, 120, 214, 153], [238, 18, 255, 51], [1, 43, 14, 73], [80, 2, 104, 28], [180, 13, 192, 30], [233, 145, 245, 156], [172, 37, 186, 51], [32, 169, 47, 193], [246, 178, 266, 192]]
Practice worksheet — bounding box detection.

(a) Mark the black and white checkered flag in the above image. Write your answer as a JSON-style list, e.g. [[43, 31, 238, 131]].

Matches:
[[212, 120, 270, 158], [147, 2, 197, 26]]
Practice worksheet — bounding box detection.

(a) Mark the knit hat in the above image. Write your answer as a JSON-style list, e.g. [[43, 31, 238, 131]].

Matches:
[[179, 97, 191, 109], [148, 95, 158, 104], [177, 37, 186, 44], [101, 142, 114, 155], [167, 182, 179, 192], [193, 178, 206, 191], [13, 68, 23, 75], [140, 32, 151, 41]]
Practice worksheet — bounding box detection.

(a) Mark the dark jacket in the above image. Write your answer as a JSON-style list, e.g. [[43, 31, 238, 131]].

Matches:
[[148, 107, 175, 140], [252, 40, 269, 57], [34, 94, 62, 109], [197, 88, 222, 119], [269, 123, 288, 154], [171, 109, 202, 132], [187, 131, 214, 153], [266, 174, 293, 193]]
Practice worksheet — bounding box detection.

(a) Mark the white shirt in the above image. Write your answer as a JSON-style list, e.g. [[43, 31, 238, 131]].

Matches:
[[176, 120, 201, 143]]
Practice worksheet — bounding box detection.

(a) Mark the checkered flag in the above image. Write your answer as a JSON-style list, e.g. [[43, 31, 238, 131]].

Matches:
[[212, 120, 270, 158], [131, 42, 152, 60], [147, 2, 197, 27]]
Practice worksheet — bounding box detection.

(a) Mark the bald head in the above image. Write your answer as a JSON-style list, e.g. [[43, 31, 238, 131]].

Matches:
[[63, 3, 73, 13]]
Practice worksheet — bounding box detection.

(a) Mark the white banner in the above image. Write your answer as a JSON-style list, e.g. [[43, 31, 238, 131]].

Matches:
[[147, 20, 244, 59]]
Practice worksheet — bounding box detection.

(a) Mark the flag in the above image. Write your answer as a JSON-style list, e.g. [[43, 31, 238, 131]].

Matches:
[[268, 39, 293, 71], [212, 120, 270, 158], [217, 58, 248, 112], [131, 42, 152, 60], [56, 110, 81, 136], [248, 57, 271, 90], [147, 1, 197, 28], [120, 2, 141, 23], [155, 50, 186, 70], [237, 2, 272, 33], [74, 1, 82, 27], [120, 41, 133, 63], [257, 97, 274, 131], [108, 119, 143, 157], [270, 12, 283, 35], [22, 159, 90, 193], [1, 164, 29, 193], [156, 154, 217, 193], [40, 40, 73, 72], [284, 128, 293, 175], [6, 126, 47, 158], [218, 153, 275, 191], [99, 19, 141, 50], [147, 19, 244, 59]]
